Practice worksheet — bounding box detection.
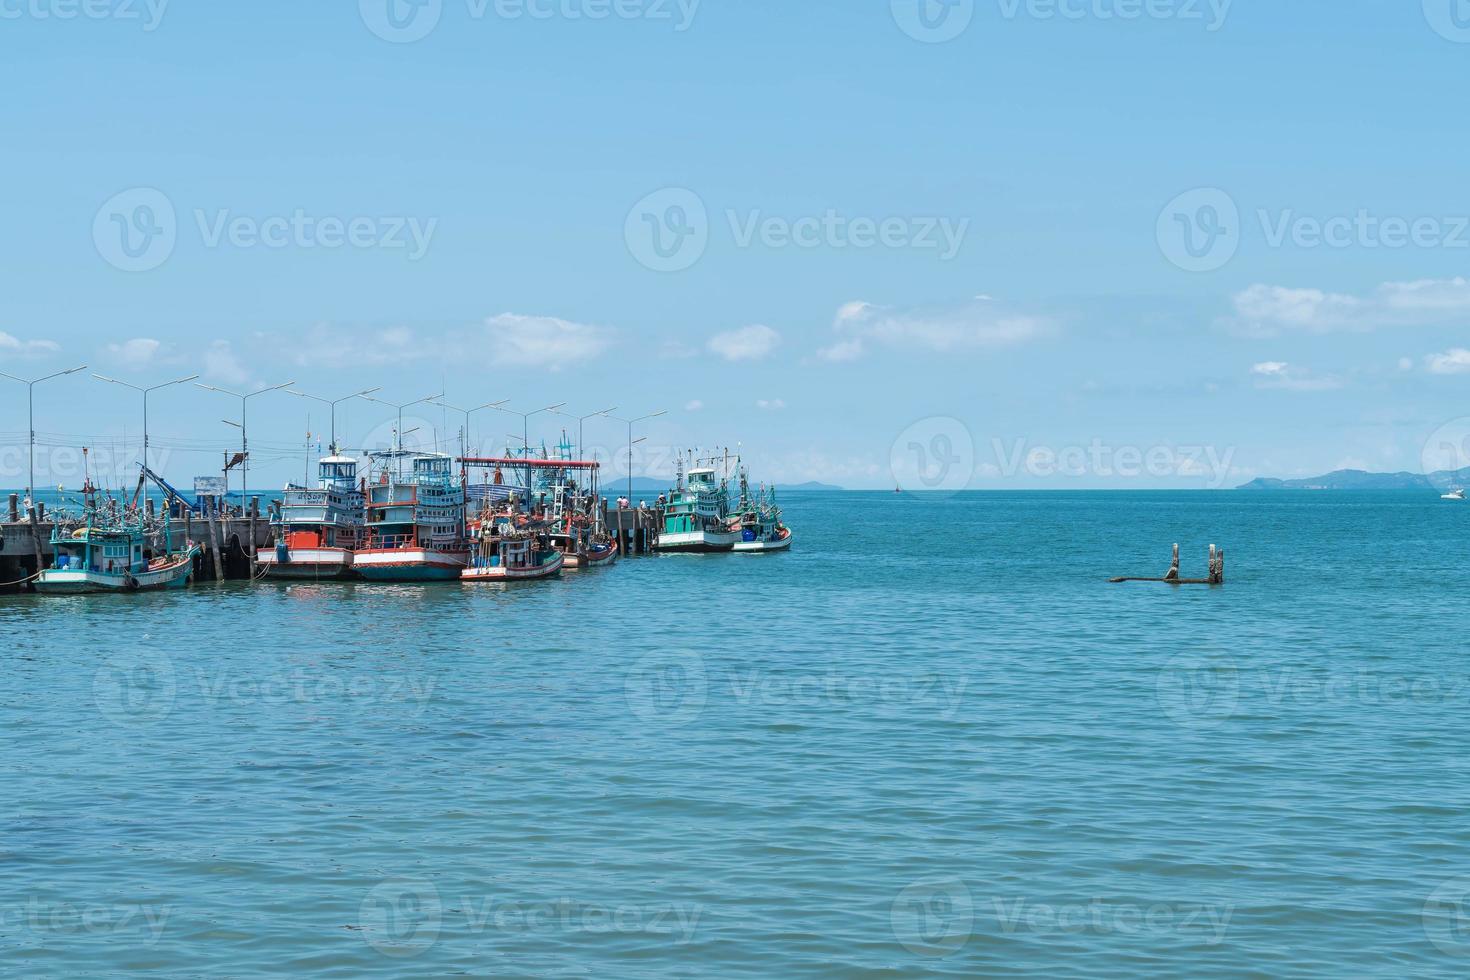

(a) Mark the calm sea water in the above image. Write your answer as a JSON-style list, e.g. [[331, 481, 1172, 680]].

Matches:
[[3, 490, 1469, 977]]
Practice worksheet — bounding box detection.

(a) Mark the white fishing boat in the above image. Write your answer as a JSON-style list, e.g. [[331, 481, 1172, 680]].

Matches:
[[257, 455, 365, 580], [1442, 488, 1466, 500]]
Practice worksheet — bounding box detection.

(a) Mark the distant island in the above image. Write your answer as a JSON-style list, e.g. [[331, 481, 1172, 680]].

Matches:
[[1237, 468, 1467, 490]]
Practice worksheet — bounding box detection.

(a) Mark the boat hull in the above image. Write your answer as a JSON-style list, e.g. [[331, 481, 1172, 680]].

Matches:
[[655, 529, 739, 553], [561, 542, 618, 568], [732, 531, 792, 552], [353, 548, 468, 582], [35, 547, 199, 595], [462, 551, 564, 582], [256, 547, 356, 580]]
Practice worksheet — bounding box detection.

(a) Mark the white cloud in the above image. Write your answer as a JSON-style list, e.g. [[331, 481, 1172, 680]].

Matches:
[[1398, 357, 1414, 372], [484, 313, 612, 370], [106, 337, 163, 367], [289, 323, 426, 368], [1426, 348, 1470, 375], [684, 399, 704, 411], [203, 341, 250, 386], [1249, 361, 1342, 392], [817, 297, 1047, 361], [707, 324, 780, 362], [0, 331, 60, 357], [1226, 277, 1470, 334], [756, 398, 786, 411]]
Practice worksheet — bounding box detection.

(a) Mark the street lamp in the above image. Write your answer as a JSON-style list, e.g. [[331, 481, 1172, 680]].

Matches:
[[431, 398, 508, 462], [93, 372, 199, 510], [551, 405, 617, 464], [0, 365, 87, 511], [286, 386, 381, 456], [363, 392, 443, 478], [492, 402, 565, 498], [195, 380, 295, 516], [607, 410, 666, 506]]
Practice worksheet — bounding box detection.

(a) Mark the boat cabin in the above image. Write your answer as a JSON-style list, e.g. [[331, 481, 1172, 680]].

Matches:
[[51, 528, 145, 575]]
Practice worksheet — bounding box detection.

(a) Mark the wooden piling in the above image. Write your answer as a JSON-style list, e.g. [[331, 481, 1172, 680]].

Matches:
[[207, 502, 224, 581], [248, 496, 259, 560]]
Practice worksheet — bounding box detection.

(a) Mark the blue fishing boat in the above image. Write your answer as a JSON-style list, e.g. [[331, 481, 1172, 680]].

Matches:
[[257, 455, 366, 580], [37, 495, 200, 594]]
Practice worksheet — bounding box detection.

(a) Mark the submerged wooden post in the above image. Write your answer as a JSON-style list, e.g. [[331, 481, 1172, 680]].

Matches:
[[28, 504, 42, 579], [249, 496, 259, 560], [1164, 543, 1180, 581], [207, 501, 225, 581]]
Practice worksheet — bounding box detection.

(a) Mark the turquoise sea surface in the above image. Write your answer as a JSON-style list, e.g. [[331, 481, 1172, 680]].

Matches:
[[3, 490, 1469, 977]]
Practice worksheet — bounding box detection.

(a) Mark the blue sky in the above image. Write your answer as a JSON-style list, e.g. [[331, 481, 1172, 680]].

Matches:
[[2, 0, 1469, 491]]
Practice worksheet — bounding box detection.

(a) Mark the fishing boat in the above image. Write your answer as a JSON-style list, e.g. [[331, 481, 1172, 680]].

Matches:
[[551, 529, 618, 568], [1442, 488, 1466, 500], [656, 453, 739, 553], [257, 455, 365, 580], [36, 499, 200, 594], [462, 518, 564, 582], [354, 452, 470, 581], [730, 471, 792, 553]]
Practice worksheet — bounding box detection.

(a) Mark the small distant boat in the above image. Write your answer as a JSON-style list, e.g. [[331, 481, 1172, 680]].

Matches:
[[1443, 488, 1466, 500], [462, 520, 564, 582], [37, 509, 199, 594]]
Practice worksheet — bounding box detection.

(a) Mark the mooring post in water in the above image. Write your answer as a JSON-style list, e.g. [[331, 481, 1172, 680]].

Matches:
[[208, 499, 225, 581], [27, 503, 42, 577], [249, 496, 259, 560], [1164, 543, 1180, 581]]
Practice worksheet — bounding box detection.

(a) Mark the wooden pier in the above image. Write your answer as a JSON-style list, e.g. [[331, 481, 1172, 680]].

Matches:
[[1111, 543, 1225, 585], [604, 503, 661, 557]]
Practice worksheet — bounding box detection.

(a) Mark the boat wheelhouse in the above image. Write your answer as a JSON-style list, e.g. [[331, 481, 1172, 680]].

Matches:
[[257, 455, 365, 580], [354, 452, 470, 582]]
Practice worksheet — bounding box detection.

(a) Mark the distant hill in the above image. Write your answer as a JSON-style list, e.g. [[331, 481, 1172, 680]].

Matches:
[[1237, 468, 1470, 490]]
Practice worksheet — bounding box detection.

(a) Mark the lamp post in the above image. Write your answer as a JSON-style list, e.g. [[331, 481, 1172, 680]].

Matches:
[[195, 380, 295, 512], [363, 393, 443, 478], [551, 405, 617, 464], [607, 410, 666, 506], [431, 398, 508, 463], [492, 402, 565, 498], [93, 372, 199, 510], [0, 365, 87, 508], [286, 386, 381, 456]]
